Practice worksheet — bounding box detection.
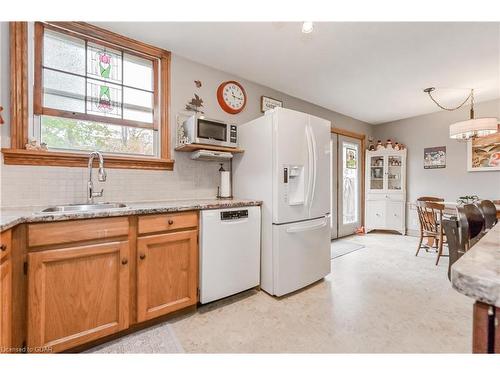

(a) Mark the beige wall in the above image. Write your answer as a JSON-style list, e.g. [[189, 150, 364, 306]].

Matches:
[[0, 23, 371, 208], [373, 99, 500, 232]]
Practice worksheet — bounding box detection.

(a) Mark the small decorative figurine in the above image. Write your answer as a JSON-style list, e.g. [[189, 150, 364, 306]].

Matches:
[[376, 140, 384, 150], [368, 138, 375, 151], [176, 122, 190, 146], [394, 142, 400, 151], [385, 139, 393, 149], [25, 138, 48, 151]]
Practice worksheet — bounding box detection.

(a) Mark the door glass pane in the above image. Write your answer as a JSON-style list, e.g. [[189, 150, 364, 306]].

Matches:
[[343, 143, 358, 225], [388, 155, 402, 190], [369, 156, 384, 190]]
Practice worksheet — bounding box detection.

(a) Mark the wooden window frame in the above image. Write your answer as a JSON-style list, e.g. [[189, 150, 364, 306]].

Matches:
[[2, 22, 173, 171]]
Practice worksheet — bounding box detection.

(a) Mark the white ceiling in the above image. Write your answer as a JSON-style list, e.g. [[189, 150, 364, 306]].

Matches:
[[96, 22, 500, 124]]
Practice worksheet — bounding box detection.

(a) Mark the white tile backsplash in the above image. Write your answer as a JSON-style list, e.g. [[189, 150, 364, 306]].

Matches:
[[0, 153, 227, 208]]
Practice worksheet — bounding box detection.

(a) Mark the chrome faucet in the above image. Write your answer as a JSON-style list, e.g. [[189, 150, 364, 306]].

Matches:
[[87, 151, 107, 204]]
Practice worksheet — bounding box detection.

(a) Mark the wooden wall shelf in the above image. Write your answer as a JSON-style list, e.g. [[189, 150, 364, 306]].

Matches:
[[175, 144, 244, 154]]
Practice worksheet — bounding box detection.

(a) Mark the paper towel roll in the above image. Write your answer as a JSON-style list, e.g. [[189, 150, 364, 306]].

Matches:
[[219, 171, 231, 198]]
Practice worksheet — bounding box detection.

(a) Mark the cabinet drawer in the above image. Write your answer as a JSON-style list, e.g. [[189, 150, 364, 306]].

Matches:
[[0, 230, 11, 261], [138, 211, 198, 235], [28, 217, 129, 247], [366, 193, 404, 202]]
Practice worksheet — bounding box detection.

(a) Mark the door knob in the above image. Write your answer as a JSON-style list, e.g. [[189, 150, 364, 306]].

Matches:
[[0, 244, 6, 251], [121, 258, 128, 265], [168, 219, 174, 225], [139, 254, 146, 260]]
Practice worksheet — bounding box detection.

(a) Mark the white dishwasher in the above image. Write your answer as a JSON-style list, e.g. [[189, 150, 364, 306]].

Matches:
[[199, 206, 261, 304]]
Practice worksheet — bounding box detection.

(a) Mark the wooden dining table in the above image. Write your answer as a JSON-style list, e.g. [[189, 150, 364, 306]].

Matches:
[[423, 201, 500, 248], [442, 201, 500, 218]]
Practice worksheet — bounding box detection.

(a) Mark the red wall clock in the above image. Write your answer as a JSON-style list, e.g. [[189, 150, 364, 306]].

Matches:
[[217, 81, 247, 114]]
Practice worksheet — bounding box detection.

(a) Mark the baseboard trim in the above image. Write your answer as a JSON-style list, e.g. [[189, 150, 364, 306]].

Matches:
[[406, 229, 419, 237]]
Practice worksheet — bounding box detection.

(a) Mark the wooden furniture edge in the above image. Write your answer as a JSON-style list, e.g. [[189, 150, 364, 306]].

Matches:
[[1, 148, 174, 171]]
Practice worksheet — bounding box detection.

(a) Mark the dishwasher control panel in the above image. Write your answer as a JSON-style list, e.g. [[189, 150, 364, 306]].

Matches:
[[220, 209, 248, 220]]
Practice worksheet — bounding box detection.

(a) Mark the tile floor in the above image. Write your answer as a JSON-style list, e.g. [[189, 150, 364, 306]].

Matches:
[[170, 233, 473, 353]]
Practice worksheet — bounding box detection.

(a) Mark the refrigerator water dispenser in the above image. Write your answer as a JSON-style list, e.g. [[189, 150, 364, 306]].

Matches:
[[283, 165, 305, 205]]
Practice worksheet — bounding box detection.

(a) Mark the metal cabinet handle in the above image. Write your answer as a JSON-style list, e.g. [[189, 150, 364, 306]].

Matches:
[[0, 244, 6, 251], [121, 258, 128, 265], [139, 254, 146, 260], [168, 219, 174, 225]]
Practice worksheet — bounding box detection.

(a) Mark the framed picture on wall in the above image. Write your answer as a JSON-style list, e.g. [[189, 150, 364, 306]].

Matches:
[[424, 146, 446, 169], [467, 132, 500, 172], [261, 96, 283, 113]]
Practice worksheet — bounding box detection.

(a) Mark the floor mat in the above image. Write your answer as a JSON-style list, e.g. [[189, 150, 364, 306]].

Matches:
[[331, 239, 365, 259], [85, 322, 184, 353]]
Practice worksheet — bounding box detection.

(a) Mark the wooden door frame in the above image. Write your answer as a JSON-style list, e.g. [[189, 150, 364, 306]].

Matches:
[[331, 127, 366, 228]]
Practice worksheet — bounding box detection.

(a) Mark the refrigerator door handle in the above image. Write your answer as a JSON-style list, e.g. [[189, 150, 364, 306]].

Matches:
[[309, 124, 317, 212], [305, 124, 314, 208], [285, 218, 328, 233]]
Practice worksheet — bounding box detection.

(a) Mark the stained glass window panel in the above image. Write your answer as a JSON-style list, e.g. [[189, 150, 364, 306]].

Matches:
[[86, 43, 122, 83], [86, 79, 122, 118], [123, 87, 153, 123], [43, 68, 86, 113], [123, 53, 153, 91], [43, 29, 86, 75]]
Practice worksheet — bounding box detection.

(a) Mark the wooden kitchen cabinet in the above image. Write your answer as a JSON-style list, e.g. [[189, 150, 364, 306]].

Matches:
[[137, 230, 198, 322], [473, 301, 500, 353], [1, 230, 12, 352], [27, 241, 130, 352], [1, 257, 12, 351]]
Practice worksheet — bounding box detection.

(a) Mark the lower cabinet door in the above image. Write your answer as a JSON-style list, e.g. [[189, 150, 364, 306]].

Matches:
[[365, 200, 386, 231], [27, 241, 130, 353], [137, 230, 198, 322], [1, 259, 12, 351], [386, 201, 405, 233]]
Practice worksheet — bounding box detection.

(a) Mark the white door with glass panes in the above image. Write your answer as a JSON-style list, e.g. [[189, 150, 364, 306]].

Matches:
[[337, 135, 362, 238], [330, 134, 338, 239]]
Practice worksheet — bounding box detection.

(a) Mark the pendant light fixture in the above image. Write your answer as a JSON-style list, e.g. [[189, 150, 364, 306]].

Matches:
[[423, 87, 498, 141], [301, 22, 314, 34]]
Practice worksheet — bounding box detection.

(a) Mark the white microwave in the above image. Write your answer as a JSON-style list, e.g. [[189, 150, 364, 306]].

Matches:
[[182, 115, 238, 148]]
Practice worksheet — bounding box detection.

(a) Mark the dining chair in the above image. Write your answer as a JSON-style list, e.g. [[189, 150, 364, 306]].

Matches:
[[478, 200, 498, 230], [463, 203, 486, 246], [442, 218, 467, 281], [416, 196, 445, 249], [415, 200, 448, 265]]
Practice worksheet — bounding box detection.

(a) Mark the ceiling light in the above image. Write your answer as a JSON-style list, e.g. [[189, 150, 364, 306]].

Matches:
[[302, 22, 314, 34], [424, 87, 498, 141]]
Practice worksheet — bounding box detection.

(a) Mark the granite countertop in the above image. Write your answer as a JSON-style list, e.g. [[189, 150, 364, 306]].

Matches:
[[451, 222, 500, 307], [0, 198, 262, 232]]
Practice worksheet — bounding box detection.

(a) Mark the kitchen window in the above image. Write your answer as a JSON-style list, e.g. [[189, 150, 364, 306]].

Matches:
[[3, 22, 173, 170]]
